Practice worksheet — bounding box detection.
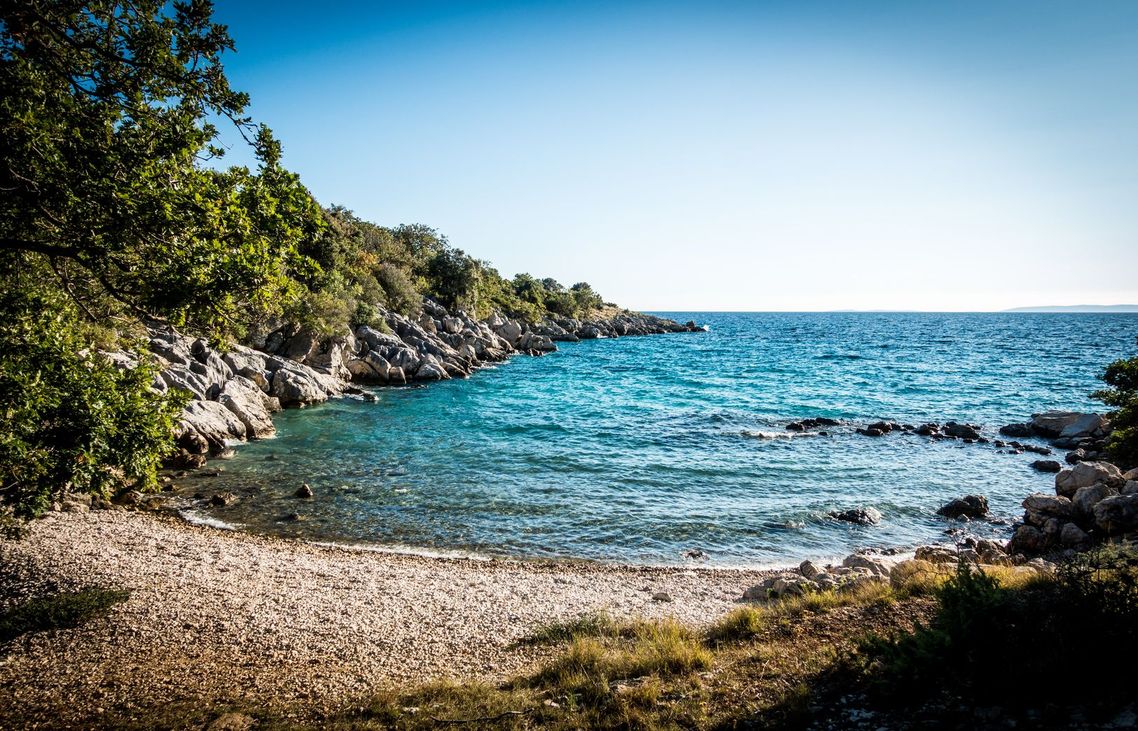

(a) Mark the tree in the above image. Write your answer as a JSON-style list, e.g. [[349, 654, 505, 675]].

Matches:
[[1, 0, 324, 339], [426, 248, 480, 312], [1094, 338, 1138, 469], [0, 1, 323, 516]]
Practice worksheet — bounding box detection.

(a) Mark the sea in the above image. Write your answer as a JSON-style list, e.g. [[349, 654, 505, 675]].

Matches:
[[176, 312, 1138, 567]]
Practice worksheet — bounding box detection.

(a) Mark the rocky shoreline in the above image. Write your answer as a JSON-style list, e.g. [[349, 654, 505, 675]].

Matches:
[[143, 303, 701, 470]]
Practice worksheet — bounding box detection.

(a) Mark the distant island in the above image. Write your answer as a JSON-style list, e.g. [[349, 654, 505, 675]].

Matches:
[[1004, 304, 1138, 313]]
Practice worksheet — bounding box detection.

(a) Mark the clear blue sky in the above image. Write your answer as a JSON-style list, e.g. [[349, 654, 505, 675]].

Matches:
[[211, 1, 1138, 311]]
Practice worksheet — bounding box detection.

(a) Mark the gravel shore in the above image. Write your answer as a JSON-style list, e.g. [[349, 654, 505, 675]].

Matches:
[[0, 511, 773, 725]]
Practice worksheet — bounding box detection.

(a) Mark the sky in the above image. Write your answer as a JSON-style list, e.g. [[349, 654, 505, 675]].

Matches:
[[210, 1, 1138, 311]]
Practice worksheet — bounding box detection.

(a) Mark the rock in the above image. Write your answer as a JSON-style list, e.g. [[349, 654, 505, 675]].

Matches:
[[799, 560, 821, 579], [842, 554, 889, 577], [999, 423, 1033, 438], [1007, 524, 1049, 554], [1059, 522, 1091, 548], [1055, 461, 1125, 497], [209, 492, 238, 507], [1123, 467, 1138, 481], [1030, 411, 1108, 439], [916, 423, 939, 436], [1123, 481, 1138, 496], [1065, 448, 1087, 465], [943, 422, 981, 440], [218, 376, 277, 439], [295, 483, 314, 499], [1022, 493, 1074, 523], [651, 592, 672, 603], [936, 495, 989, 520], [1093, 494, 1138, 534], [180, 400, 247, 450], [857, 427, 885, 437], [914, 545, 958, 564], [1031, 459, 1063, 473], [830, 507, 882, 525], [495, 321, 524, 345], [1072, 483, 1118, 518]]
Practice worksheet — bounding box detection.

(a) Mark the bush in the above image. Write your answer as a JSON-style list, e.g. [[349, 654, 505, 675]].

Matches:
[[0, 291, 184, 517], [1095, 339, 1138, 468], [861, 550, 1138, 714]]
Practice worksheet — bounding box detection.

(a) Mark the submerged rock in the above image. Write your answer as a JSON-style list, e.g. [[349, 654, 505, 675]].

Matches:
[[830, 507, 882, 525]]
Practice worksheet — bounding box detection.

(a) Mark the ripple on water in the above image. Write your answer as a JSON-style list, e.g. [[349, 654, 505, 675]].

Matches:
[[176, 312, 1138, 566]]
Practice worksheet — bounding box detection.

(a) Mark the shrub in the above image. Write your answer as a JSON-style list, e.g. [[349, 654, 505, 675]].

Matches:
[[1094, 339, 1138, 468], [0, 291, 184, 517], [861, 549, 1138, 713]]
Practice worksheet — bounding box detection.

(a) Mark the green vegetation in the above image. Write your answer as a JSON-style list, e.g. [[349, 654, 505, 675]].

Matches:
[[1095, 337, 1138, 468], [0, 2, 610, 518], [0, 587, 130, 643], [855, 549, 1138, 721]]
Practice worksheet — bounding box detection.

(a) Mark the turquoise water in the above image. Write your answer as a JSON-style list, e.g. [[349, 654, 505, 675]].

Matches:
[[182, 313, 1138, 566]]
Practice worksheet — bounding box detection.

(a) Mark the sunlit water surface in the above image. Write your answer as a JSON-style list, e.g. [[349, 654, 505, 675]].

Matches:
[[177, 313, 1138, 566]]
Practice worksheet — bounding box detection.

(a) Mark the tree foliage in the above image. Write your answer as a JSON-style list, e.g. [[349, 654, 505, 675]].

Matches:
[[0, 288, 184, 516], [0, 1, 322, 515], [1094, 338, 1138, 469]]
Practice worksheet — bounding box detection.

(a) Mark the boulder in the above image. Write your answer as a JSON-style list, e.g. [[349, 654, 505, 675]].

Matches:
[[999, 423, 1034, 438], [1031, 459, 1063, 473], [180, 400, 247, 448], [914, 545, 958, 564], [495, 321, 524, 345], [1093, 494, 1138, 535], [295, 483, 313, 499], [1059, 522, 1092, 548], [943, 422, 981, 440], [830, 507, 882, 525], [936, 494, 989, 520], [218, 376, 277, 439], [1072, 483, 1118, 518], [842, 554, 889, 577], [1022, 493, 1074, 524], [1007, 525, 1048, 554], [1055, 461, 1125, 497], [799, 560, 821, 580], [1031, 411, 1108, 439]]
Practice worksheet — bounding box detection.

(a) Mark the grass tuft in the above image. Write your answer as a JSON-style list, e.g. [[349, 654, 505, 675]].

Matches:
[[520, 611, 621, 645], [706, 606, 764, 644]]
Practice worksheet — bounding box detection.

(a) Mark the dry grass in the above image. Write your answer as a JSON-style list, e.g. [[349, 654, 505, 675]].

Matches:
[[890, 559, 1051, 597]]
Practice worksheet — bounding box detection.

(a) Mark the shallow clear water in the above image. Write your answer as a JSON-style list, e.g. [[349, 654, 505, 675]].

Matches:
[[180, 313, 1138, 566]]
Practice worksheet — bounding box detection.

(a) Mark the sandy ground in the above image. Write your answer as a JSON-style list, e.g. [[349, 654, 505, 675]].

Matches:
[[0, 510, 773, 725]]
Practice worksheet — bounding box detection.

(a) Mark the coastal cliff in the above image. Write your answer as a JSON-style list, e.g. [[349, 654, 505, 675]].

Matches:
[[152, 302, 701, 469]]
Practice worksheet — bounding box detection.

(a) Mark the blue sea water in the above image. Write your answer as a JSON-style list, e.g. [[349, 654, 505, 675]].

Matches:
[[182, 313, 1138, 566]]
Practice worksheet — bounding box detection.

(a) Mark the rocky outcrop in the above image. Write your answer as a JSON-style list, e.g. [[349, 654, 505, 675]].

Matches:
[[742, 554, 891, 601], [139, 301, 701, 467], [1007, 459, 1138, 557]]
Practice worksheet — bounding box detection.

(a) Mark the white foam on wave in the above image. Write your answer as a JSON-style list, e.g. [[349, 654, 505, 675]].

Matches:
[[308, 540, 497, 562], [179, 508, 242, 531]]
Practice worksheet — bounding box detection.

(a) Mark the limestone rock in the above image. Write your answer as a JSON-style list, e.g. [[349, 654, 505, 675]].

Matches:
[[1071, 483, 1118, 518], [1055, 461, 1124, 497], [1093, 494, 1138, 535]]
